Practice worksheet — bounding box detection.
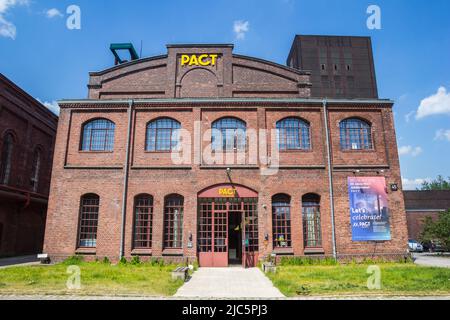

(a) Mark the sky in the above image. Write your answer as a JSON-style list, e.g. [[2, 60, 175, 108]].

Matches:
[[0, 0, 449, 189]]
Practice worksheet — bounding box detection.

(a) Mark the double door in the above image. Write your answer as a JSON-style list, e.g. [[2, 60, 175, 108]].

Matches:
[[198, 198, 258, 268]]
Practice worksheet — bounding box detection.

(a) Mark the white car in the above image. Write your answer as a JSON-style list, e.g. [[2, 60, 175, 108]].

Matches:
[[408, 239, 424, 253]]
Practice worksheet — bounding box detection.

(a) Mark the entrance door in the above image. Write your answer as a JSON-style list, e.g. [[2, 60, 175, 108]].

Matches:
[[198, 184, 259, 268], [198, 201, 228, 267], [213, 209, 228, 267], [228, 212, 242, 265], [198, 198, 259, 268], [242, 200, 259, 268]]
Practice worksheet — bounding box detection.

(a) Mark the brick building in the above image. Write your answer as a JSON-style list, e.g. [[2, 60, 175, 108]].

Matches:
[[404, 190, 450, 240], [0, 73, 57, 257], [43, 44, 408, 267], [287, 35, 378, 99]]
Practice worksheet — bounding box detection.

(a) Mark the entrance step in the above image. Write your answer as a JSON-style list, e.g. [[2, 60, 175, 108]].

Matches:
[[174, 267, 285, 298]]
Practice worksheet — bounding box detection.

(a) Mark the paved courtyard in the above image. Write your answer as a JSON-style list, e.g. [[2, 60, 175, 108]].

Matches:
[[0, 255, 40, 269], [413, 253, 450, 268], [174, 267, 285, 299]]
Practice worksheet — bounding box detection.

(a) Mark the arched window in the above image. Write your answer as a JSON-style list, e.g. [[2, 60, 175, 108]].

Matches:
[[164, 194, 184, 249], [30, 148, 42, 193], [339, 118, 372, 150], [146, 118, 181, 152], [133, 194, 154, 249], [0, 133, 14, 185], [78, 194, 100, 248], [81, 119, 115, 151], [212, 117, 247, 152], [302, 194, 322, 248], [276, 118, 311, 151], [272, 194, 292, 248]]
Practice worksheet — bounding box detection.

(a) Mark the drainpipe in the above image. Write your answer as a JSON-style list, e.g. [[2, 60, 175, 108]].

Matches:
[[323, 99, 337, 260], [119, 99, 134, 259]]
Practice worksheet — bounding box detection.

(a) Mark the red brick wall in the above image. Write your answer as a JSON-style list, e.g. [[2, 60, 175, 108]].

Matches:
[[406, 211, 440, 240], [0, 74, 57, 257], [44, 103, 408, 262]]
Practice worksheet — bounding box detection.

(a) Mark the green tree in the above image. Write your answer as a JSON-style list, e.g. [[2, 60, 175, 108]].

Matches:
[[419, 175, 450, 190], [419, 210, 450, 250]]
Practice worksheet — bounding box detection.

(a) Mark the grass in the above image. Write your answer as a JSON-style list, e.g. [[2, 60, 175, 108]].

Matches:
[[266, 262, 450, 297], [0, 258, 187, 297]]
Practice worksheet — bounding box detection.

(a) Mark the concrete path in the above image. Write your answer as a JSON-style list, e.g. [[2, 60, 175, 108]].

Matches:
[[0, 294, 450, 301], [413, 253, 450, 268], [0, 255, 40, 269], [1, 294, 450, 300], [174, 267, 285, 298]]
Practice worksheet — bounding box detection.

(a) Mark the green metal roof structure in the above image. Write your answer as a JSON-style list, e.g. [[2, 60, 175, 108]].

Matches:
[[110, 43, 139, 65]]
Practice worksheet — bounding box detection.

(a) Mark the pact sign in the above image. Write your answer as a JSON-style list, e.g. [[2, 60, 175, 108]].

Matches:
[[181, 54, 218, 67]]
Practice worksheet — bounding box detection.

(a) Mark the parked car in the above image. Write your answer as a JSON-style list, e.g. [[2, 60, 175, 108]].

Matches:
[[408, 239, 424, 253], [422, 240, 445, 253]]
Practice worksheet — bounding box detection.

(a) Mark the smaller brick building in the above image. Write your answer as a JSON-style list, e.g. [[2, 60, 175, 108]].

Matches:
[[404, 190, 450, 240], [0, 73, 58, 257]]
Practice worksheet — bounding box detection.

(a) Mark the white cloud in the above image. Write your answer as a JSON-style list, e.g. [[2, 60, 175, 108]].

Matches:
[[233, 20, 249, 40], [404, 110, 415, 123], [0, 14, 15, 38], [37, 99, 60, 115], [0, 0, 29, 40], [435, 129, 450, 142], [46, 8, 63, 18], [398, 145, 423, 157], [402, 177, 431, 190], [416, 86, 450, 119]]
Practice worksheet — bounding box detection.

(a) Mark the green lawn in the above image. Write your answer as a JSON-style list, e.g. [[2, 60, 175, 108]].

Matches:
[[266, 263, 450, 297], [0, 260, 186, 296]]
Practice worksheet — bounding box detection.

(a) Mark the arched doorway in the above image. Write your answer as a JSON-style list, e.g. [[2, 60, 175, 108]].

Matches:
[[197, 184, 258, 268]]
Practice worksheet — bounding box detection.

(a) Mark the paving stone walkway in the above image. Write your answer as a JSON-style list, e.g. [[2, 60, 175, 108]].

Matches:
[[174, 267, 285, 298]]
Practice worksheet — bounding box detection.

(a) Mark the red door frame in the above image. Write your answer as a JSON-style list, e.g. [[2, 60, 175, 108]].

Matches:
[[198, 184, 258, 268]]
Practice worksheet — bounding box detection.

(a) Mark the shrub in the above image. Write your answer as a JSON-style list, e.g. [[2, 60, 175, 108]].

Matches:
[[148, 258, 165, 267], [119, 257, 128, 265], [62, 255, 84, 265], [102, 257, 111, 264], [295, 285, 311, 296], [280, 257, 338, 266], [130, 256, 141, 265]]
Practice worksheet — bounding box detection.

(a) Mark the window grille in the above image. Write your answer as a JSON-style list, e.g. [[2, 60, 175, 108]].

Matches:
[[81, 119, 115, 151], [276, 118, 311, 151]]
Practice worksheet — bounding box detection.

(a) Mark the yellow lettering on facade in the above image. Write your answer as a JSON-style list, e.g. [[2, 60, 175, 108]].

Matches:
[[181, 55, 190, 66], [198, 54, 209, 66], [210, 54, 218, 66], [189, 55, 199, 66], [180, 54, 219, 67], [218, 188, 236, 197]]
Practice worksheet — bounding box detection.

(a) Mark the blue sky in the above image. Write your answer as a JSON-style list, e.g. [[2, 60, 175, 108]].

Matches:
[[0, 0, 449, 189]]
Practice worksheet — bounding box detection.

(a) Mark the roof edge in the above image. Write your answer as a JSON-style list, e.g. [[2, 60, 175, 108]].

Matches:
[[232, 54, 310, 76], [57, 98, 394, 105], [89, 54, 168, 77], [167, 43, 234, 48], [0, 73, 59, 121]]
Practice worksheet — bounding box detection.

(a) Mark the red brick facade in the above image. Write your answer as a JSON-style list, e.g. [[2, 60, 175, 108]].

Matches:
[[404, 191, 450, 240], [0, 74, 57, 257], [43, 45, 408, 264]]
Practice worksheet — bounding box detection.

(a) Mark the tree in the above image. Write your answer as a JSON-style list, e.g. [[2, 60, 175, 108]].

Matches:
[[419, 175, 450, 191], [419, 210, 450, 251]]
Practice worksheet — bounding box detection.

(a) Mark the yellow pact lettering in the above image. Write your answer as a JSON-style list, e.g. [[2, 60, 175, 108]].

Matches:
[[181, 54, 218, 67]]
